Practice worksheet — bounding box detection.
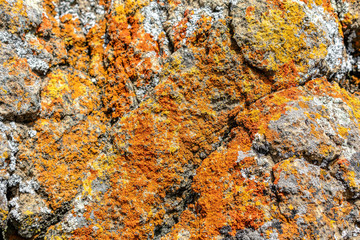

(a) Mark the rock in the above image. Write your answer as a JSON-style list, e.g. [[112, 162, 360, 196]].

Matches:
[[231, 0, 351, 81], [265, 95, 360, 166], [7, 193, 51, 238], [271, 158, 355, 239], [0, 32, 45, 121], [0, 0, 360, 239]]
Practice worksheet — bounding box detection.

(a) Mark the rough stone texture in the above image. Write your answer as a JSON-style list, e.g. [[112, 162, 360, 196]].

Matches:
[[0, 0, 360, 239]]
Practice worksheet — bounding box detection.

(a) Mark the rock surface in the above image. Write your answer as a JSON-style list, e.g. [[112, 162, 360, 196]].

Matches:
[[0, 0, 359, 239]]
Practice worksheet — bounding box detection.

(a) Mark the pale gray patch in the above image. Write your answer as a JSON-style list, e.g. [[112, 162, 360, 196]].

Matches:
[[303, 4, 351, 80], [57, 0, 105, 34], [0, 30, 50, 75], [0, 122, 19, 172], [8, 174, 21, 188], [141, 1, 167, 41], [277, 172, 299, 194], [186, 7, 224, 38], [27, 56, 50, 74], [8, 196, 20, 221], [19, 179, 40, 194], [236, 149, 255, 163], [28, 130, 37, 138]]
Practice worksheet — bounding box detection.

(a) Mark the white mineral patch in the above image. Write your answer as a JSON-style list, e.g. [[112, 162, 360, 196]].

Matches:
[[304, 4, 351, 79], [141, 1, 172, 57], [27, 56, 50, 74], [28, 130, 37, 138], [0, 30, 50, 74], [54, 195, 89, 233], [9, 197, 21, 221], [0, 177, 8, 197], [57, 0, 105, 34], [19, 179, 40, 194], [186, 7, 224, 38], [230, 0, 240, 6], [330, 0, 350, 20], [23, 0, 43, 10], [141, 1, 167, 41], [236, 150, 255, 163], [0, 121, 18, 172]]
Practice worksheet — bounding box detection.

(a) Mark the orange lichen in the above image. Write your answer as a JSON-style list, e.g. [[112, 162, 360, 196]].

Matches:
[[99, 0, 161, 119], [338, 126, 350, 138], [30, 113, 107, 210], [9, 0, 360, 238], [60, 15, 89, 72], [41, 68, 100, 117]]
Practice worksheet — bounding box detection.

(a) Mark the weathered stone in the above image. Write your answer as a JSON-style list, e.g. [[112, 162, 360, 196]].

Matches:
[[0, 0, 360, 239]]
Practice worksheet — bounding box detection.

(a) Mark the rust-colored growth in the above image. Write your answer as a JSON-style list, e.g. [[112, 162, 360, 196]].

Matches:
[[99, 1, 161, 119], [33, 114, 107, 210], [3, 0, 360, 238]]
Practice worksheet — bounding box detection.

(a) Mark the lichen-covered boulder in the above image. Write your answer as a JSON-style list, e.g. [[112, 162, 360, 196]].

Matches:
[[1, 0, 360, 239]]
